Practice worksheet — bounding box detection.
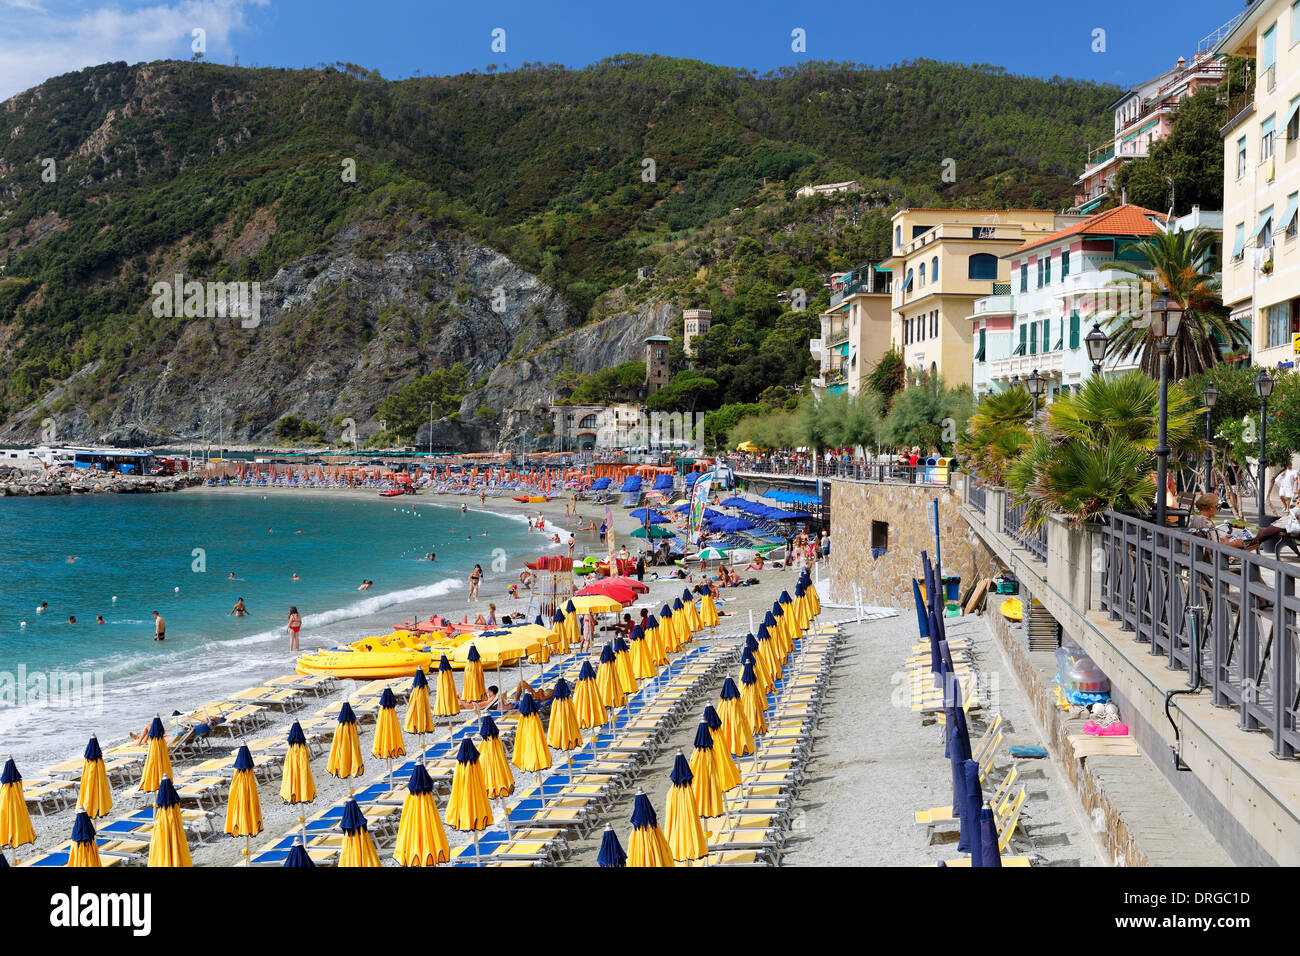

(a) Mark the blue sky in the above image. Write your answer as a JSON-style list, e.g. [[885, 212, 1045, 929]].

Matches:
[[0, 0, 1249, 100]]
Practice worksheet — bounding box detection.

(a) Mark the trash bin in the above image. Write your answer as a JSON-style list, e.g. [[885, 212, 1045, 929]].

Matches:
[[942, 575, 961, 601]]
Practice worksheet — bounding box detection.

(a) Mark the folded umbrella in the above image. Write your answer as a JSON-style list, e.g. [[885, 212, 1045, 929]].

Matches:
[[546, 678, 584, 756], [0, 757, 35, 851], [596, 824, 627, 867], [702, 706, 741, 792], [628, 626, 655, 681], [572, 661, 608, 730], [740, 659, 769, 737], [338, 797, 381, 867], [283, 837, 315, 868], [717, 678, 754, 757], [462, 646, 488, 703], [477, 715, 515, 799], [977, 806, 1003, 868], [511, 693, 552, 773], [372, 688, 407, 785], [225, 745, 264, 866], [394, 761, 450, 866], [326, 702, 364, 779], [626, 789, 674, 868], [445, 738, 493, 864], [66, 809, 101, 868], [280, 720, 317, 805], [644, 615, 668, 667], [147, 777, 192, 867], [613, 636, 638, 696], [78, 735, 112, 819], [699, 592, 720, 629], [595, 643, 625, 709], [404, 668, 435, 740], [664, 751, 709, 865], [688, 723, 727, 821], [138, 715, 173, 793]]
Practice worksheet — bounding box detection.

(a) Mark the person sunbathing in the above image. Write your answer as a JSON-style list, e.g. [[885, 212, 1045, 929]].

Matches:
[[504, 680, 553, 709], [745, 554, 765, 571]]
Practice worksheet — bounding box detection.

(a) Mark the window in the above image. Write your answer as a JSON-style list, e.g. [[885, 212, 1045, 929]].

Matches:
[[1233, 223, 1246, 261], [1257, 205, 1275, 250], [1061, 250, 1070, 277], [912, 225, 929, 240], [919, 262, 926, 287], [1266, 302, 1290, 349], [1263, 23, 1277, 73], [895, 225, 902, 250], [931, 310, 939, 338], [579, 414, 597, 429], [870, 521, 888, 553], [931, 256, 939, 282], [1293, 1, 1300, 46], [1044, 254, 1052, 285], [1263, 115, 1276, 161], [1020, 263, 1028, 292], [1285, 193, 1300, 240], [1237, 136, 1248, 179], [969, 253, 998, 280], [1069, 310, 1080, 349], [905, 269, 913, 292], [1288, 97, 1300, 142]]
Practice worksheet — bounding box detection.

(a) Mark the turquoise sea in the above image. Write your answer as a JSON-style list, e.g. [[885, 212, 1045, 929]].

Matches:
[[0, 490, 551, 766]]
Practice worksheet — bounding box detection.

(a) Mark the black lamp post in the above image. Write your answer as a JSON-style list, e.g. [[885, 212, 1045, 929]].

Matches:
[[1202, 383, 1218, 495], [1255, 370, 1275, 529], [1085, 321, 1109, 377], [1027, 368, 1047, 429], [1149, 295, 1184, 527]]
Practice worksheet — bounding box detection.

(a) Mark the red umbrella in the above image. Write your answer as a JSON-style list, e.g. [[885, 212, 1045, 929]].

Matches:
[[576, 583, 638, 604], [604, 577, 650, 594]]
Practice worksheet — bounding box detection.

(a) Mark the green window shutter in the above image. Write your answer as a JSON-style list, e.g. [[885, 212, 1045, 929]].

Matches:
[[1069, 310, 1080, 349], [1042, 319, 1050, 350], [1030, 323, 1037, 354]]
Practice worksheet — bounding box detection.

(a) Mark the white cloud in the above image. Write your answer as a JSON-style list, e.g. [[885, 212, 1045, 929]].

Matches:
[[0, 0, 269, 101]]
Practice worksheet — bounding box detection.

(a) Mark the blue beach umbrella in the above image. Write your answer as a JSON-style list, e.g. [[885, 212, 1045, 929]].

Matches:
[[284, 836, 316, 867], [949, 724, 966, 830], [977, 807, 1002, 868], [958, 758, 981, 855], [597, 824, 627, 867]]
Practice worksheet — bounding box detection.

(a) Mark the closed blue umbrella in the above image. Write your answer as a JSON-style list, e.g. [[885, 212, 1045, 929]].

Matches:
[[949, 724, 966, 835], [958, 758, 981, 855], [597, 823, 627, 867], [283, 836, 316, 868], [976, 807, 1002, 868]]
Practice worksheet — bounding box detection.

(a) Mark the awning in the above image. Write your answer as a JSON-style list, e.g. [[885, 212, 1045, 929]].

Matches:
[[1253, 207, 1274, 243], [974, 342, 985, 361], [1232, 227, 1246, 259], [1230, 306, 1252, 324], [903, 273, 914, 291], [1287, 98, 1300, 138], [1282, 192, 1300, 236], [848, 345, 857, 366]]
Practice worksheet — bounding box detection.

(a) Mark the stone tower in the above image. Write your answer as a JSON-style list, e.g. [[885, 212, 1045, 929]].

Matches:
[[644, 335, 672, 395], [682, 308, 712, 357]]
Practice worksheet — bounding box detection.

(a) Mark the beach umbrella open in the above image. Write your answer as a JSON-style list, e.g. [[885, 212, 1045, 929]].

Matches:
[[604, 576, 649, 593], [718, 678, 754, 757], [66, 809, 101, 868], [626, 789, 674, 868], [613, 636, 638, 696], [394, 762, 450, 867], [434, 654, 461, 743], [138, 716, 173, 793], [576, 582, 638, 605], [445, 738, 494, 865], [147, 777, 192, 867], [462, 646, 489, 703], [78, 735, 112, 819], [0, 758, 35, 853], [326, 702, 364, 779], [283, 837, 315, 868], [700, 592, 720, 629], [280, 721, 317, 811], [572, 660, 607, 731], [597, 824, 626, 867], [629, 524, 675, 540], [338, 797, 381, 868], [702, 706, 742, 794], [664, 751, 709, 866], [546, 678, 584, 774], [404, 667, 435, 758], [740, 659, 769, 737], [568, 595, 622, 615], [225, 745, 264, 866], [477, 714, 515, 838], [629, 507, 669, 523], [372, 687, 407, 786]]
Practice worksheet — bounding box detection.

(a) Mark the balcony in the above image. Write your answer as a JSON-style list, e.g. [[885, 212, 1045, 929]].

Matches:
[[974, 294, 1015, 316], [988, 349, 1065, 380], [1222, 91, 1255, 135], [825, 329, 849, 348]]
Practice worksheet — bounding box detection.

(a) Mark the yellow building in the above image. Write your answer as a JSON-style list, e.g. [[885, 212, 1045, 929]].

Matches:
[[1218, 1, 1300, 369], [883, 208, 1075, 384], [812, 263, 893, 396]]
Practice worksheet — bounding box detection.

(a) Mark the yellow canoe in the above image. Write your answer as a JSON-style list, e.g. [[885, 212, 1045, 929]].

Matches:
[[296, 648, 439, 680], [999, 597, 1023, 622]]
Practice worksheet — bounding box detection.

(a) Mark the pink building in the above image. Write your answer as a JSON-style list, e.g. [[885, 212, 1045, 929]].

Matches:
[[1074, 50, 1225, 214]]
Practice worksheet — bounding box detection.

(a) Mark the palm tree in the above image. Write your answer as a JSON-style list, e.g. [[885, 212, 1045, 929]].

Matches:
[[1101, 227, 1247, 380], [960, 388, 1032, 485]]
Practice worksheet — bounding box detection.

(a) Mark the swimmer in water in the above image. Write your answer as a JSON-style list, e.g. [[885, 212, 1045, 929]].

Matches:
[[96, 615, 105, 625], [228, 572, 236, 580], [67, 556, 76, 563], [229, 597, 248, 617], [68, 615, 76, 624], [292, 572, 301, 581], [36, 602, 48, 613]]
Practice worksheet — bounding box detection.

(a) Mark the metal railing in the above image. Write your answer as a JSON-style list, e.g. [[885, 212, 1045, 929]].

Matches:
[[731, 458, 953, 487], [1003, 495, 1048, 561], [967, 479, 986, 515], [1098, 511, 1300, 759]]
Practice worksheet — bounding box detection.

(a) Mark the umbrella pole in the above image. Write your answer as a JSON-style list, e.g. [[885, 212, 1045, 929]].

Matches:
[[245, 833, 250, 867], [473, 828, 481, 866]]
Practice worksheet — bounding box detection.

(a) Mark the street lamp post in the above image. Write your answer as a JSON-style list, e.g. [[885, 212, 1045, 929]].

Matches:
[[1085, 321, 1110, 378], [1255, 370, 1275, 529], [1202, 384, 1218, 495], [1149, 296, 1184, 527], [427, 401, 435, 457], [1027, 369, 1046, 428]]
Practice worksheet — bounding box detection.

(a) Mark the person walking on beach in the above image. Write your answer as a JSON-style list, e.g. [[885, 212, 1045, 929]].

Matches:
[[287, 607, 302, 651], [1276, 461, 1298, 511], [468, 564, 483, 603], [568, 534, 575, 558], [152, 611, 165, 642]]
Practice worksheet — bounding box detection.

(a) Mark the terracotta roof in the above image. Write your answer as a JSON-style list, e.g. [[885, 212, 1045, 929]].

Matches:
[[1008, 204, 1168, 257]]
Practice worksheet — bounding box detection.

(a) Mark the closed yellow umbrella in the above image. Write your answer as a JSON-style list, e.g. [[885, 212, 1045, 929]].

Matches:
[[445, 738, 494, 864], [147, 777, 192, 867], [434, 654, 461, 744], [404, 667, 435, 757], [718, 678, 754, 757], [280, 721, 317, 806], [563, 602, 581, 647], [664, 751, 708, 865], [740, 659, 768, 737], [138, 716, 172, 793], [78, 736, 112, 819], [546, 678, 583, 773], [393, 762, 450, 866], [613, 636, 638, 696], [702, 705, 742, 792], [66, 809, 101, 868], [477, 714, 515, 799], [658, 606, 680, 654], [687, 724, 727, 820], [671, 598, 692, 647], [462, 646, 488, 703], [700, 592, 720, 629], [326, 702, 364, 779], [628, 627, 655, 681], [572, 660, 607, 730], [338, 796, 381, 867], [644, 616, 668, 667], [595, 643, 625, 710], [746, 635, 774, 695], [511, 693, 551, 775], [372, 687, 407, 785], [550, 609, 571, 654], [224, 745, 264, 867], [626, 789, 674, 868], [681, 589, 703, 631]]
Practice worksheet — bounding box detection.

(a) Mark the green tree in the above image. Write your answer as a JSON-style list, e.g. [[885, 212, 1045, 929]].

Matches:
[[375, 363, 471, 440], [881, 376, 973, 454], [1112, 88, 1224, 215]]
